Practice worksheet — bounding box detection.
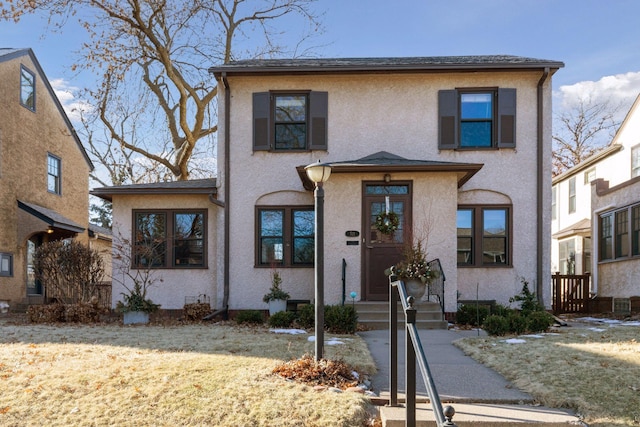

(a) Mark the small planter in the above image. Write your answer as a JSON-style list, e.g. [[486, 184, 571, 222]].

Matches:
[[404, 278, 426, 300], [123, 311, 150, 325], [268, 299, 287, 316]]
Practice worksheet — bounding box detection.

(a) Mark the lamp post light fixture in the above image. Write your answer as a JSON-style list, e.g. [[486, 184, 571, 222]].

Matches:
[[305, 160, 332, 361]]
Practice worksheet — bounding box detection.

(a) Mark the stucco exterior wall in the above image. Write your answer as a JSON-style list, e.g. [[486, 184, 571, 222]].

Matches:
[[111, 194, 219, 310], [217, 68, 553, 311], [0, 51, 91, 305], [592, 177, 640, 298]]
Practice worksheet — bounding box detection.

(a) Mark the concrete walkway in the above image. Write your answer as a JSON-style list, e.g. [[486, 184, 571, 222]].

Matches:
[[359, 327, 583, 425]]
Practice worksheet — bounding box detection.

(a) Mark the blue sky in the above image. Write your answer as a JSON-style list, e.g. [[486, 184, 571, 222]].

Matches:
[[2, 0, 640, 122]]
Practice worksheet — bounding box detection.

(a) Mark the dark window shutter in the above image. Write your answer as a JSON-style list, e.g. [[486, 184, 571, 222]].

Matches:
[[309, 91, 328, 150], [438, 90, 458, 149], [497, 88, 516, 148], [253, 92, 270, 151]]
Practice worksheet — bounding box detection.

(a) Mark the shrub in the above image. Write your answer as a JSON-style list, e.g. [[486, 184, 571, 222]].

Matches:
[[482, 315, 509, 336], [456, 304, 489, 326], [507, 312, 528, 335], [235, 310, 264, 325], [509, 278, 545, 316], [296, 303, 315, 329], [491, 303, 512, 317], [527, 310, 555, 333], [268, 311, 296, 328], [324, 304, 358, 334]]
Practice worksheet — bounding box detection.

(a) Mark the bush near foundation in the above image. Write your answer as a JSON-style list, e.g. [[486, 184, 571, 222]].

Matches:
[[27, 301, 104, 323]]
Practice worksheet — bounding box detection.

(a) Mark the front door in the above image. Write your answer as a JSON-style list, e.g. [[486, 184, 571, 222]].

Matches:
[[363, 182, 412, 300]]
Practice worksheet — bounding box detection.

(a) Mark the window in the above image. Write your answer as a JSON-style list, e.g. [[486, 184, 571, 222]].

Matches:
[[134, 210, 206, 268], [584, 168, 596, 184], [20, 65, 35, 111], [583, 237, 592, 273], [599, 203, 640, 261], [558, 239, 576, 274], [551, 186, 557, 220], [439, 88, 516, 149], [0, 253, 12, 277], [253, 91, 328, 151], [632, 145, 640, 178], [568, 177, 576, 214], [47, 154, 61, 194], [457, 205, 511, 267], [257, 206, 314, 267]]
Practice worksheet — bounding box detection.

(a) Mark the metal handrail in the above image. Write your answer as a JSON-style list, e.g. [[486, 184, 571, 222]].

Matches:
[[426, 258, 445, 314], [389, 274, 457, 427]]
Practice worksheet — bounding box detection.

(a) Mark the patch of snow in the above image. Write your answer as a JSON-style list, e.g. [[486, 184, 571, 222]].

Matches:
[[326, 339, 345, 345], [269, 328, 307, 335], [588, 328, 606, 332], [521, 334, 544, 338], [502, 338, 527, 344]]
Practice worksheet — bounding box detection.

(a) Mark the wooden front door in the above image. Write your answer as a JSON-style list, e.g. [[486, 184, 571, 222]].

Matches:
[[363, 182, 412, 300]]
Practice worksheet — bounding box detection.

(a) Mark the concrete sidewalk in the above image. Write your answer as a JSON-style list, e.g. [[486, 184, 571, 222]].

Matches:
[[359, 328, 583, 425]]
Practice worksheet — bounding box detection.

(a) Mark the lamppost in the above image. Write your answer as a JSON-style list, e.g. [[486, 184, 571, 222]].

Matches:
[[305, 160, 332, 361]]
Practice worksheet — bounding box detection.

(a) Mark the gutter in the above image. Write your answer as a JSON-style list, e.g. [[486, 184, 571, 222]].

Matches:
[[222, 73, 231, 316], [537, 67, 550, 305]]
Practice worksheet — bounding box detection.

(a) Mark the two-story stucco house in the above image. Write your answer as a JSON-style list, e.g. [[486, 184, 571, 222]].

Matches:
[[0, 48, 94, 309], [94, 55, 564, 318], [552, 93, 640, 312]]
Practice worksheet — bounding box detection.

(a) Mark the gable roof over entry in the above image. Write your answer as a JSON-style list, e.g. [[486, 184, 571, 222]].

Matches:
[[296, 151, 483, 191]]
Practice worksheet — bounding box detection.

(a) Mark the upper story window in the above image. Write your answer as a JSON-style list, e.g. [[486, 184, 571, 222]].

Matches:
[[632, 144, 640, 178], [47, 154, 61, 195], [457, 205, 511, 267], [256, 206, 314, 267], [568, 177, 576, 214], [439, 88, 516, 150], [20, 65, 36, 111], [583, 167, 596, 184], [253, 91, 328, 152], [134, 210, 206, 269]]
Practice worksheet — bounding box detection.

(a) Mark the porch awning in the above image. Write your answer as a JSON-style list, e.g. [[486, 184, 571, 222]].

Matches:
[[296, 151, 483, 191], [552, 218, 591, 239], [18, 200, 85, 234]]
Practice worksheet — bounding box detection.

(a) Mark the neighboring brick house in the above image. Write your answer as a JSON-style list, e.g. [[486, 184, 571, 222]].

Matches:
[[551, 93, 640, 309], [94, 55, 564, 316], [0, 48, 94, 308]]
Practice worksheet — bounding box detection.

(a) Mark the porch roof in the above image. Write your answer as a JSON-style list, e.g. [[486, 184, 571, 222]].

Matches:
[[18, 200, 85, 234], [90, 178, 217, 202], [552, 218, 591, 239], [296, 151, 483, 191]]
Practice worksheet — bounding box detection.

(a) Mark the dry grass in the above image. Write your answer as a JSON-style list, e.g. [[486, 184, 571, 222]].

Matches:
[[0, 317, 376, 427], [454, 323, 640, 427]]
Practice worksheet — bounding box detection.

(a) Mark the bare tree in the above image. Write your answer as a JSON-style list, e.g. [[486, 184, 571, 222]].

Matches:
[[552, 96, 621, 176], [2, 0, 323, 182]]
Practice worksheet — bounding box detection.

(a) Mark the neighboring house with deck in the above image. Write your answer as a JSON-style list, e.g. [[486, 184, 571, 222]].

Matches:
[[551, 93, 640, 312], [95, 55, 564, 317], [0, 48, 94, 309]]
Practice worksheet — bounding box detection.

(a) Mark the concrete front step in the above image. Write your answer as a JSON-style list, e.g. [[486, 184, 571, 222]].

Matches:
[[380, 402, 582, 426], [355, 301, 448, 330]]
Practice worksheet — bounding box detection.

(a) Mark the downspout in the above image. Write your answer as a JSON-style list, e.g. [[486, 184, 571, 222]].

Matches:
[[537, 67, 550, 305], [222, 73, 231, 315]]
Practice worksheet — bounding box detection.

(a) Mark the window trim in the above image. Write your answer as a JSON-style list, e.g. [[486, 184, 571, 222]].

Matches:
[[253, 90, 328, 152], [132, 209, 207, 269], [631, 144, 640, 178], [0, 252, 13, 277], [599, 202, 640, 262], [47, 153, 62, 195], [457, 204, 512, 268], [439, 87, 516, 150], [568, 176, 576, 214], [20, 65, 36, 112], [255, 205, 315, 268]]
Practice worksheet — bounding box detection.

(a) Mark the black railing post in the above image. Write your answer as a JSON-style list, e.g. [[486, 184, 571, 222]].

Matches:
[[389, 273, 399, 407], [405, 295, 417, 427]]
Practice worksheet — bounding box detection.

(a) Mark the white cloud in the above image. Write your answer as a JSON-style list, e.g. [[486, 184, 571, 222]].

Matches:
[[50, 78, 94, 123], [554, 71, 640, 122]]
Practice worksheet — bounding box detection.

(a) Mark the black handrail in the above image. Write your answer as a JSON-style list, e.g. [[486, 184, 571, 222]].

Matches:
[[427, 258, 445, 314], [389, 274, 457, 427]]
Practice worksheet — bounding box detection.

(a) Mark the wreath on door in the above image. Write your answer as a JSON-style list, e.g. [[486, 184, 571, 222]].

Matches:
[[375, 212, 400, 235]]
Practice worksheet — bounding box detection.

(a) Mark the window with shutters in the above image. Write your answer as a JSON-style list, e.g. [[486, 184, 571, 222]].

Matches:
[[439, 88, 516, 149], [253, 91, 328, 152]]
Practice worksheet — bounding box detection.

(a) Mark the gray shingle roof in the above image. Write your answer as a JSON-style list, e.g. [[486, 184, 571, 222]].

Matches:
[[209, 55, 564, 76], [18, 200, 85, 233], [91, 178, 217, 201]]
